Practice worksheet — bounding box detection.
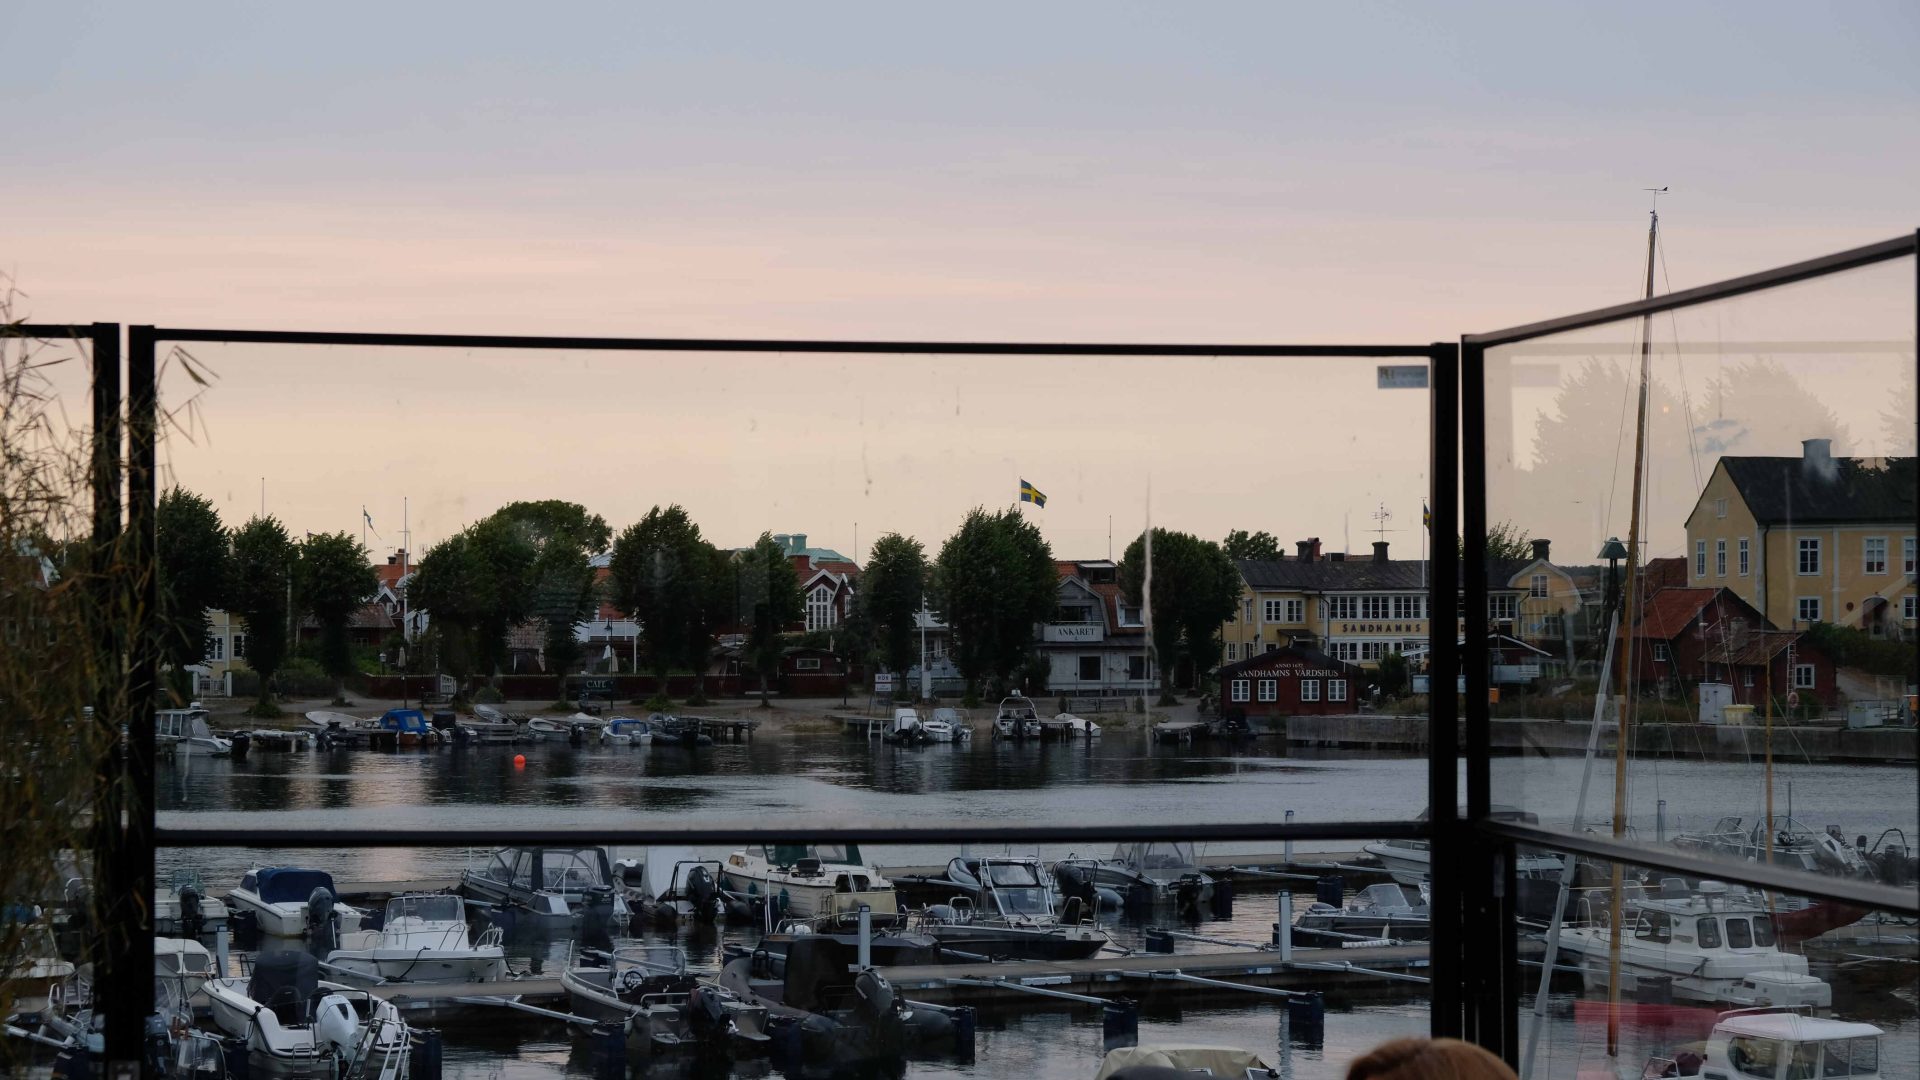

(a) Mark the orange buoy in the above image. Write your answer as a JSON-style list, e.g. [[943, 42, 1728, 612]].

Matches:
[[513, 754, 526, 768]]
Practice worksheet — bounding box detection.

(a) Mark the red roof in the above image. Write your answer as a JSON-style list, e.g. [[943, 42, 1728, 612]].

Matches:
[[1634, 588, 1720, 640]]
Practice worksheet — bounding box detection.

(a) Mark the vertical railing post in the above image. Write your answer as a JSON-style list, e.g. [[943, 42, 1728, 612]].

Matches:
[[1426, 340, 1461, 1037]]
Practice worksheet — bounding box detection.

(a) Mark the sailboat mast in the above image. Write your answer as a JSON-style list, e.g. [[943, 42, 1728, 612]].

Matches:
[[1606, 204, 1660, 1058]]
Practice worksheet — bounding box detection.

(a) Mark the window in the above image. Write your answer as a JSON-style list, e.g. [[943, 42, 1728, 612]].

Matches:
[[1823, 1038, 1878, 1078], [1863, 536, 1887, 575], [1327, 597, 1357, 620], [1284, 598, 1304, 623], [1726, 917, 1753, 949], [1529, 574, 1548, 598], [1906, 595, 1917, 621], [1652, 643, 1669, 662], [1715, 539, 1727, 577], [1078, 655, 1101, 681], [208, 636, 225, 662], [1905, 536, 1916, 575], [1391, 595, 1423, 619], [1263, 599, 1284, 623], [1299, 679, 1320, 702], [1797, 537, 1821, 575], [1224, 642, 1237, 661], [1792, 664, 1816, 689], [1797, 597, 1821, 624], [1693, 539, 1706, 577], [1742, 668, 1755, 687], [1360, 596, 1390, 619], [805, 584, 834, 631], [233, 632, 247, 658], [1715, 497, 1728, 519], [1265, 643, 1278, 653], [1738, 537, 1750, 576], [1257, 679, 1277, 702], [1696, 917, 1721, 949], [1118, 604, 1143, 627], [1752, 913, 1775, 946], [1127, 655, 1147, 680], [1633, 910, 1671, 944], [1230, 679, 1249, 703], [1243, 598, 1254, 622], [1542, 613, 1564, 637], [1727, 1036, 1781, 1080], [793, 657, 821, 671], [1328, 679, 1347, 702], [1489, 595, 1516, 621]]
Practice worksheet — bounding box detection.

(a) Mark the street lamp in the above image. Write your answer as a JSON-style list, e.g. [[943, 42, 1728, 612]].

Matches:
[[1598, 537, 1629, 620]]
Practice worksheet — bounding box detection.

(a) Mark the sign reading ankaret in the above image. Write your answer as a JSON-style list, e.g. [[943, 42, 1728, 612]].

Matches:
[[1217, 645, 1363, 717]]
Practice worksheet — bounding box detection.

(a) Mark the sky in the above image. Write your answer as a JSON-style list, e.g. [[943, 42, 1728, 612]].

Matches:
[[4, 2, 1916, 561]]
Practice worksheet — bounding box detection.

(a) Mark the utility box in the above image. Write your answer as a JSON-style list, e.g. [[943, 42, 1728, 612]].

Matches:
[[1722, 704, 1756, 726], [1846, 700, 1896, 729], [1698, 682, 1732, 725]]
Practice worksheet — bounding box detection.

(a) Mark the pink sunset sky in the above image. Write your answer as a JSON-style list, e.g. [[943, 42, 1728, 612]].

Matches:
[[6, 3, 1915, 561]]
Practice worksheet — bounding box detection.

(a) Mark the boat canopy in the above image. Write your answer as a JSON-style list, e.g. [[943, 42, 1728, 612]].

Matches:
[[379, 709, 429, 733], [254, 867, 337, 904], [1115, 841, 1198, 871], [767, 843, 863, 867], [248, 949, 319, 1011], [608, 716, 651, 734], [385, 894, 462, 923]]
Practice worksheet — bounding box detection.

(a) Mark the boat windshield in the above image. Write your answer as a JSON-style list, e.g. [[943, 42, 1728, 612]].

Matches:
[[616, 944, 687, 975], [994, 886, 1051, 916], [1728, 1036, 1781, 1080], [1821, 1038, 1878, 1078], [771, 843, 862, 866], [985, 862, 1042, 888], [386, 895, 463, 923], [1130, 842, 1197, 870], [541, 849, 608, 891]]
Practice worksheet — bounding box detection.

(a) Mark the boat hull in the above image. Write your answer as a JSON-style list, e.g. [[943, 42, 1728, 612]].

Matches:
[[325, 949, 506, 984]]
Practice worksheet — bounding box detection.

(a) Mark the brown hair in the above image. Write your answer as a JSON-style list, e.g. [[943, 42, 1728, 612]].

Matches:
[[1347, 1039, 1518, 1080]]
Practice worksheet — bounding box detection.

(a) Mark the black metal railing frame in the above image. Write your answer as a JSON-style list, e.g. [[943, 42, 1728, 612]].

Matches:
[[18, 227, 1917, 1076]]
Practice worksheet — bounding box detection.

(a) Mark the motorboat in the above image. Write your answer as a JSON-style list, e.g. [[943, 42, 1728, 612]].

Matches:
[[1150, 718, 1208, 743], [1055, 841, 1219, 916], [154, 936, 218, 1003], [916, 855, 1110, 961], [2, 923, 75, 1016], [227, 867, 366, 939], [617, 848, 731, 926], [600, 716, 655, 746], [374, 707, 433, 747], [1095, 1045, 1279, 1079], [156, 704, 232, 756], [1293, 882, 1430, 947], [882, 708, 932, 746], [324, 893, 506, 984], [921, 707, 972, 742], [305, 709, 375, 747], [1643, 1011, 1884, 1080], [717, 935, 969, 1069], [1040, 712, 1101, 740], [720, 843, 898, 920], [1672, 815, 1873, 878], [650, 714, 714, 747], [459, 846, 629, 925], [991, 696, 1042, 739], [1363, 807, 1564, 888], [561, 942, 769, 1056], [462, 704, 524, 744], [1553, 879, 1831, 1008], [203, 951, 411, 1073], [154, 868, 230, 936]]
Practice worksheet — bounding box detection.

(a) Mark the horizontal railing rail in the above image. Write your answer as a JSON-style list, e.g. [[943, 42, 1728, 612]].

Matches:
[[1476, 818, 1920, 916]]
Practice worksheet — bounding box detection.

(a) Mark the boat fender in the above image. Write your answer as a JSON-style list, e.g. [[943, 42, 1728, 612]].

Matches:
[[1096, 886, 1125, 911]]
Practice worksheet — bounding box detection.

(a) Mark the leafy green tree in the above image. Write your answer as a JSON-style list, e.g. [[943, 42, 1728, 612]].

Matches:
[[407, 532, 481, 686], [492, 500, 612, 553], [857, 533, 929, 677], [295, 531, 377, 703], [463, 516, 538, 682], [1119, 529, 1240, 704], [156, 489, 228, 696], [609, 505, 717, 692], [227, 516, 295, 714], [491, 501, 609, 682], [733, 533, 804, 704], [1374, 651, 1411, 698], [1456, 520, 1537, 562], [1222, 529, 1282, 562], [934, 508, 1056, 698]]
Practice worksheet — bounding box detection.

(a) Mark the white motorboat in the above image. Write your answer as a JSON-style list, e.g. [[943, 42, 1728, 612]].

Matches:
[[600, 716, 654, 745], [1057, 841, 1216, 911], [460, 847, 629, 925], [922, 707, 972, 742], [619, 847, 729, 926], [882, 708, 932, 745], [1642, 1010, 1883, 1080], [1043, 712, 1101, 739], [1096, 1045, 1279, 1080], [992, 695, 1042, 739], [2, 924, 75, 1015], [560, 942, 768, 1055], [155, 936, 218, 1003], [1554, 880, 1831, 1008], [463, 704, 524, 744], [157, 704, 231, 756], [719, 843, 898, 920], [204, 952, 410, 1073], [324, 893, 506, 984], [918, 855, 1111, 960], [155, 868, 231, 936], [227, 867, 367, 939]]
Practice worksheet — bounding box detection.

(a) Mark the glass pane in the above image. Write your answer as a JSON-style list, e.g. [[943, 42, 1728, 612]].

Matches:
[[1484, 253, 1918, 894], [1521, 851, 1916, 1080]]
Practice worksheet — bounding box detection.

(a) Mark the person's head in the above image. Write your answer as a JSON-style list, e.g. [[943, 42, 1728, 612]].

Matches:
[[1347, 1039, 1518, 1080]]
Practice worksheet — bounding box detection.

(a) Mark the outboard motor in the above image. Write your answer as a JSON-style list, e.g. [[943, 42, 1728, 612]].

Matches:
[[568, 724, 585, 747], [1053, 861, 1096, 908], [1173, 877, 1204, 922], [178, 885, 204, 939], [229, 731, 251, 760], [684, 865, 719, 922], [685, 984, 730, 1041], [853, 969, 895, 1019], [304, 887, 337, 952]]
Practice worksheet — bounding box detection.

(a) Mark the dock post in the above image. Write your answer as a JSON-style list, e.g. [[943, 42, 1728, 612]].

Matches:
[[1285, 809, 1295, 864], [1284, 993, 1325, 1046], [1656, 799, 1666, 843], [858, 904, 872, 969], [1102, 999, 1139, 1048], [1277, 891, 1293, 962], [215, 925, 230, 978]]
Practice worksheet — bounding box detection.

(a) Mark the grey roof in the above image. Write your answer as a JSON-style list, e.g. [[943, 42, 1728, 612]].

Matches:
[[1722, 456, 1915, 525], [1238, 557, 1531, 592]]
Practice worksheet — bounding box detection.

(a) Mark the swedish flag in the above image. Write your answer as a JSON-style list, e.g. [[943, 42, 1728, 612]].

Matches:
[[1019, 479, 1047, 508], [1422, 502, 1431, 530]]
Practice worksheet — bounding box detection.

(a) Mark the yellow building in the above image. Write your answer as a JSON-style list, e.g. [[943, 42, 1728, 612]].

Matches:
[[1683, 441, 1915, 637], [186, 609, 251, 696]]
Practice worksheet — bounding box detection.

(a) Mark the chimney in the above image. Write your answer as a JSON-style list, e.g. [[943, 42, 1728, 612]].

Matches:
[[1802, 438, 1831, 464], [1329, 552, 1346, 562], [1531, 538, 1551, 562], [1373, 541, 1390, 564], [791, 533, 808, 552], [1296, 540, 1314, 563]]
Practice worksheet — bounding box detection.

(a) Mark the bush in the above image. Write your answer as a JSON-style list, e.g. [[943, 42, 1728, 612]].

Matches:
[[641, 692, 674, 712], [472, 686, 504, 704], [1805, 623, 1914, 682]]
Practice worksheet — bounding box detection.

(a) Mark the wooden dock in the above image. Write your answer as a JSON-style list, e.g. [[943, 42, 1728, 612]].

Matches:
[[681, 716, 759, 742], [360, 976, 574, 1024]]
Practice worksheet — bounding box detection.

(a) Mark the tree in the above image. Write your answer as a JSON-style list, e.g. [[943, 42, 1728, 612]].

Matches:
[[462, 516, 538, 682], [155, 489, 228, 695], [732, 533, 804, 704], [492, 501, 609, 684], [295, 531, 377, 703], [933, 508, 1056, 699], [407, 533, 481, 686], [1374, 651, 1411, 698], [608, 505, 717, 692], [1222, 529, 1282, 562], [227, 516, 294, 714], [1119, 529, 1240, 704], [857, 533, 929, 678], [1456, 520, 1537, 562]]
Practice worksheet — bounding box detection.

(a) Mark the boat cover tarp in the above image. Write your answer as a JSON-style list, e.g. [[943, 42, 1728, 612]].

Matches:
[[378, 709, 428, 732], [1095, 1045, 1275, 1080], [783, 935, 937, 1013], [248, 950, 319, 1017], [256, 867, 337, 904]]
